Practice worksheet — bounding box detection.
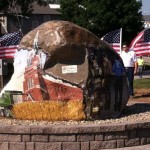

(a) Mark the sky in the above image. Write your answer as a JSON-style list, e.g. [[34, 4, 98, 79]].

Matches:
[[142, 0, 150, 15]]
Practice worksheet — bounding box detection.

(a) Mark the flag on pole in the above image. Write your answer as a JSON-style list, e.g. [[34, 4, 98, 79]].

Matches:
[[0, 31, 21, 59], [129, 28, 150, 56], [101, 29, 122, 54]]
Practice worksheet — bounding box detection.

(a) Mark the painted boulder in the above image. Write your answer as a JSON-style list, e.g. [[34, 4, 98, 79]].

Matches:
[[1, 21, 129, 120]]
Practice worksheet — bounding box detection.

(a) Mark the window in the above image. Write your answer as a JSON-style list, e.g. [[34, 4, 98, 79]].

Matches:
[[0, 16, 6, 26], [27, 78, 34, 89], [9, 23, 18, 32]]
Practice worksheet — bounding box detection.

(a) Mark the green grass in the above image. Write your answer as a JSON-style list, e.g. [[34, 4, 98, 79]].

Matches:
[[134, 78, 150, 89]]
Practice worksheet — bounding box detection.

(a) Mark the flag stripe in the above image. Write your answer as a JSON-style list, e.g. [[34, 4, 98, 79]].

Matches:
[[0, 45, 18, 50], [129, 28, 150, 56], [0, 31, 21, 59], [102, 29, 121, 53]]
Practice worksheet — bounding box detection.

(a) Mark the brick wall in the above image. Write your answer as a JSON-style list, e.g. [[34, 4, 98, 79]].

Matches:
[[0, 121, 150, 150]]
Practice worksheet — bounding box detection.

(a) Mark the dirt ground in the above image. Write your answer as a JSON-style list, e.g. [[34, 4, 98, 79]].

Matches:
[[128, 89, 150, 104]]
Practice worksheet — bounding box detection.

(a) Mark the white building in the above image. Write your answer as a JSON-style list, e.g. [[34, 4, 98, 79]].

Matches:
[[143, 15, 150, 28]]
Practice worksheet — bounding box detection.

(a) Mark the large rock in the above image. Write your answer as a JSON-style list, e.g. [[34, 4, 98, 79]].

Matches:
[[19, 21, 101, 85], [3, 21, 129, 119]]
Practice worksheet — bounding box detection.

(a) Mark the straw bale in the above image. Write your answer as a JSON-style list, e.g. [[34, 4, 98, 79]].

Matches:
[[12, 100, 85, 121]]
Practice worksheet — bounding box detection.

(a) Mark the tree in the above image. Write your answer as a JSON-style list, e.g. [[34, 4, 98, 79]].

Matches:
[[46, 0, 60, 3], [60, 0, 144, 44], [0, 0, 47, 15]]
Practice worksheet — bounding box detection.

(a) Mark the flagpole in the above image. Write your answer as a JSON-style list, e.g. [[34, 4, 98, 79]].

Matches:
[[120, 28, 122, 54], [0, 59, 3, 91]]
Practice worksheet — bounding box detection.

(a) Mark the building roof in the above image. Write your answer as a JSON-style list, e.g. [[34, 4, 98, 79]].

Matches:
[[32, 2, 61, 15], [49, 4, 60, 9], [0, 2, 61, 15]]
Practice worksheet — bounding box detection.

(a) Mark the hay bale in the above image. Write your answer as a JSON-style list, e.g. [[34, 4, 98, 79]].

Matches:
[[12, 100, 85, 121]]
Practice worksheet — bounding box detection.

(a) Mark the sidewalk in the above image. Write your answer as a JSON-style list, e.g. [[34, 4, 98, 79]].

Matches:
[[103, 144, 150, 150], [134, 69, 150, 80]]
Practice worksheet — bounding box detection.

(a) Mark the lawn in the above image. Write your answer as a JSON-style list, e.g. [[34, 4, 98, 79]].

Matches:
[[134, 78, 150, 89]]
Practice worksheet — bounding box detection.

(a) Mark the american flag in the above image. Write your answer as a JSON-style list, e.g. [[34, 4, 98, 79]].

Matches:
[[129, 28, 150, 56], [0, 31, 21, 59], [101, 29, 121, 53]]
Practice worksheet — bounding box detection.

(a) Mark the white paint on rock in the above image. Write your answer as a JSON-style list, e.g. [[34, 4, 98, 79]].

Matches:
[[0, 49, 29, 96], [0, 48, 47, 96]]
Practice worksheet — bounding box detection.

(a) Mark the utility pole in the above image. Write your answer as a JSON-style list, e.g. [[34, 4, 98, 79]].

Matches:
[[0, 61, 3, 91]]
